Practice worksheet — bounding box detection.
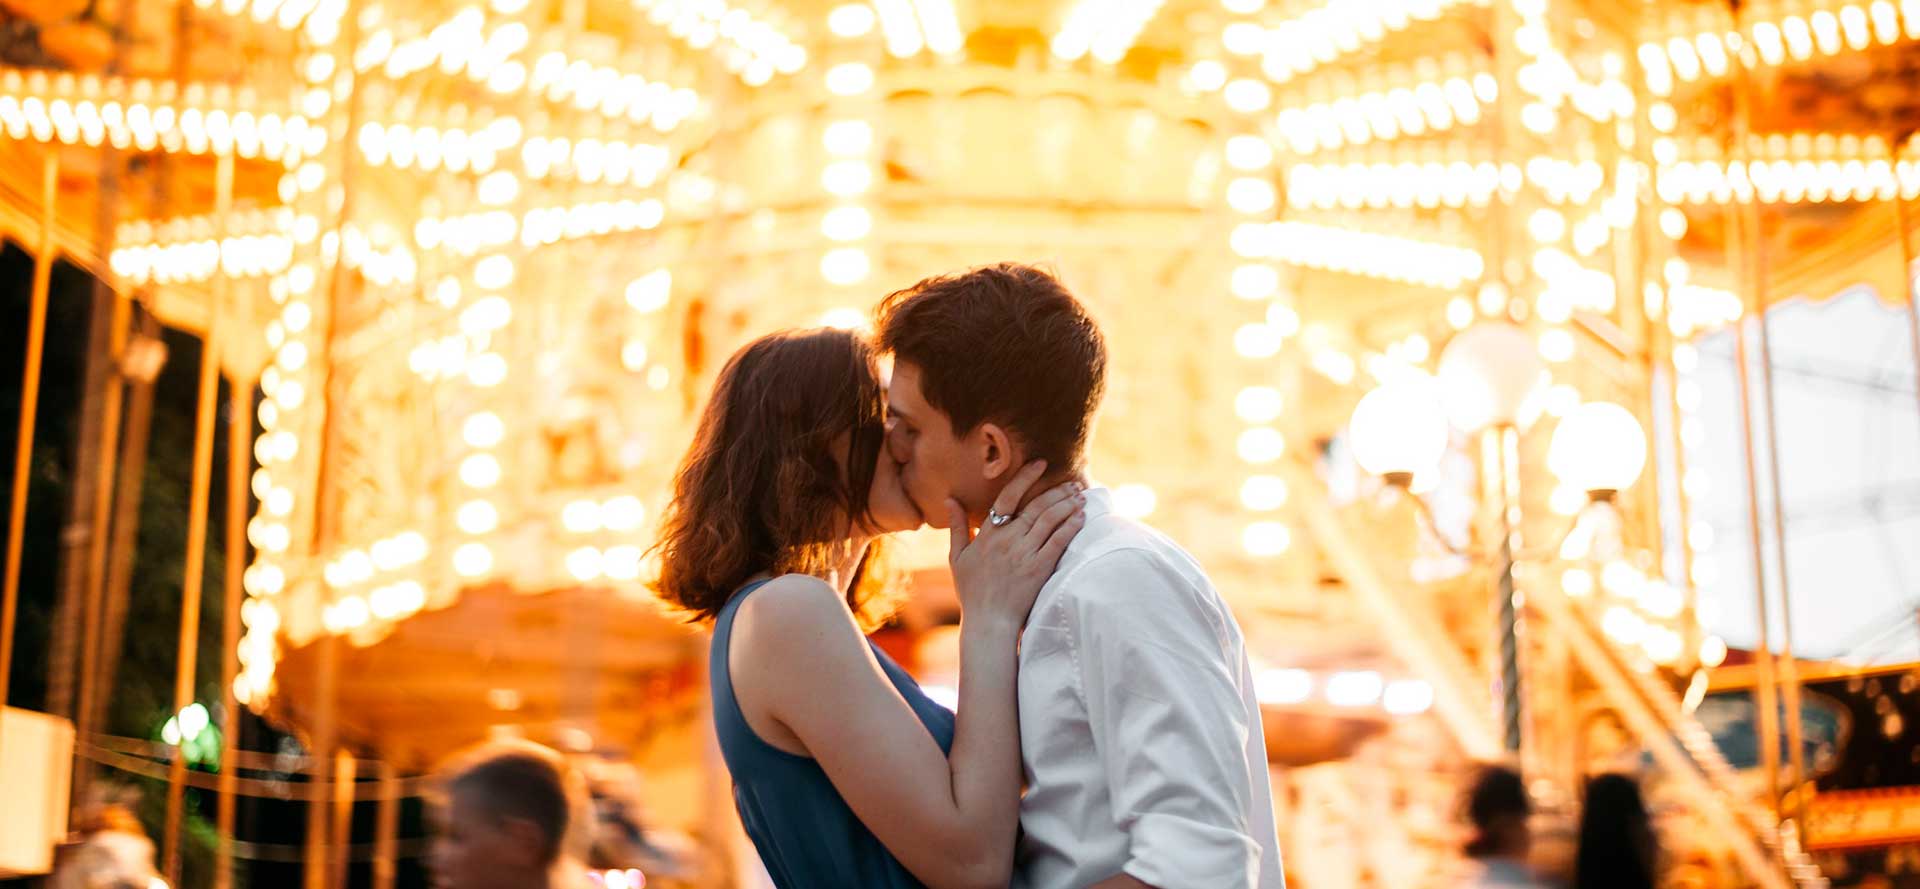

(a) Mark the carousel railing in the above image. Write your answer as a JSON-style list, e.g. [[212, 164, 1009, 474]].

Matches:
[[1530, 581, 1827, 889]]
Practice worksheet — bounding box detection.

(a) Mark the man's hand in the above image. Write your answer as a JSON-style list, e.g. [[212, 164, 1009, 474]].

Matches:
[[1087, 875, 1156, 889]]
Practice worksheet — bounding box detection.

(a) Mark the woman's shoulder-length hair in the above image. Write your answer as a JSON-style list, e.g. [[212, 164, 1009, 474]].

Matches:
[[649, 327, 902, 630]]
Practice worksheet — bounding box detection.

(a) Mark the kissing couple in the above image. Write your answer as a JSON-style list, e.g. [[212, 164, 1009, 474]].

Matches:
[[653, 263, 1287, 889]]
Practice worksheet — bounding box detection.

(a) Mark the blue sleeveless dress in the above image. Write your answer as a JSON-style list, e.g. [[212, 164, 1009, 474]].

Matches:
[[711, 579, 956, 889]]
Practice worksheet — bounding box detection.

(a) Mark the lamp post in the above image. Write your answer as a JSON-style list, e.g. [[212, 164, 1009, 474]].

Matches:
[[1437, 322, 1547, 757], [1350, 321, 1656, 762]]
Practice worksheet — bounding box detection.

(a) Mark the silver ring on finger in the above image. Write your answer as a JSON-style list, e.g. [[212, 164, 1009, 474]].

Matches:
[[987, 506, 1017, 528]]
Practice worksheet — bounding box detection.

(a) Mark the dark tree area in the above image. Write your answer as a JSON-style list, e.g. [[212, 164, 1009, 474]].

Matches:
[[0, 243, 331, 888]]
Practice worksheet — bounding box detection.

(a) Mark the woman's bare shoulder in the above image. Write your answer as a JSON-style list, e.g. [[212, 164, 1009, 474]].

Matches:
[[731, 573, 862, 660]]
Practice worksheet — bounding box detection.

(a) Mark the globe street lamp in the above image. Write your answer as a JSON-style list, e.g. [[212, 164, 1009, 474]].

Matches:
[[1347, 371, 1449, 487], [1349, 322, 1649, 758], [1548, 400, 1648, 501]]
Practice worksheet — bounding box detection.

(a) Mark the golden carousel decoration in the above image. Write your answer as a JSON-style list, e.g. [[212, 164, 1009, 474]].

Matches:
[[2, 0, 1919, 886]]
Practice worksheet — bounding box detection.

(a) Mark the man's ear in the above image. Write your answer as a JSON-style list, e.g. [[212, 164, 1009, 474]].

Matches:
[[498, 816, 551, 868], [978, 421, 1019, 482]]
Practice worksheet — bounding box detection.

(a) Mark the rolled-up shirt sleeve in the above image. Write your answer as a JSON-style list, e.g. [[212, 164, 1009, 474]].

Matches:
[[1064, 548, 1264, 889]]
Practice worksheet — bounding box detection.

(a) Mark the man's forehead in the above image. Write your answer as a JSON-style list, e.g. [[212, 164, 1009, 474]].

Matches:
[[885, 362, 927, 413]]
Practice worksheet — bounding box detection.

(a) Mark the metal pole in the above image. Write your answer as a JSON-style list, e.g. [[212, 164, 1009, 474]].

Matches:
[[1727, 198, 1785, 826], [52, 0, 131, 738], [330, 749, 355, 888], [1493, 425, 1524, 756], [90, 311, 159, 738], [304, 635, 338, 889], [373, 760, 399, 889], [1750, 202, 1809, 826], [163, 271, 225, 887], [1897, 195, 1920, 460], [215, 364, 249, 889], [1722, 4, 1785, 833], [72, 288, 130, 800], [1, 153, 58, 754]]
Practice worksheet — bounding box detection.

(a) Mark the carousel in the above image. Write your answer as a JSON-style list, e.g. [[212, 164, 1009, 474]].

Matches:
[[1, 0, 1918, 886]]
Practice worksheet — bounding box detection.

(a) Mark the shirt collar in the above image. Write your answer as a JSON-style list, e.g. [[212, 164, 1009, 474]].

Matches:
[[1079, 484, 1113, 521]]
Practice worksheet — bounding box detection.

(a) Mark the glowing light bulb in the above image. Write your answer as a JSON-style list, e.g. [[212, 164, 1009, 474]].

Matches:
[[1188, 60, 1229, 92], [1234, 323, 1283, 358], [1223, 79, 1272, 113], [1538, 327, 1575, 362], [824, 62, 874, 95], [459, 453, 501, 487], [1234, 386, 1283, 423], [822, 119, 873, 155], [819, 307, 869, 330], [566, 546, 603, 580], [625, 269, 672, 312], [621, 338, 650, 371], [463, 411, 504, 447], [1348, 373, 1450, 480], [827, 3, 876, 37], [1231, 263, 1279, 300], [1227, 177, 1277, 214], [453, 542, 494, 577], [1241, 521, 1291, 556], [1236, 427, 1286, 464], [562, 499, 603, 533], [1224, 135, 1274, 171], [821, 160, 873, 196], [602, 495, 645, 531], [1239, 475, 1289, 511], [821, 205, 873, 241], [467, 353, 508, 387], [474, 254, 515, 289], [1112, 484, 1157, 518], [1447, 297, 1475, 329], [457, 500, 500, 534], [820, 247, 871, 285]]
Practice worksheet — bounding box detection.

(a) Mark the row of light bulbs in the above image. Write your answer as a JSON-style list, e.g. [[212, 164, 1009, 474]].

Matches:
[[357, 118, 675, 187], [816, 28, 879, 289], [1246, 0, 1483, 85], [632, 0, 808, 84], [0, 73, 309, 161], [842, 0, 965, 58], [1286, 160, 1503, 210], [412, 196, 668, 258], [1669, 131, 1909, 162], [1641, 0, 1920, 96], [1252, 667, 1434, 714], [525, 51, 703, 131], [350, 5, 710, 137], [1051, 0, 1169, 65], [236, 41, 346, 704], [116, 207, 294, 247], [353, 6, 516, 83], [350, 116, 494, 174], [0, 67, 278, 116], [1270, 71, 1496, 155], [1282, 154, 1920, 215], [1657, 157, 1920, 205], [1236, 219, 1485, 290], [1667, 339, 1725, 617], [190, 0, 345, 43], [440, 228, 520, 595], [1223, 121, 1296, 562], [110, 234, 296, 286]]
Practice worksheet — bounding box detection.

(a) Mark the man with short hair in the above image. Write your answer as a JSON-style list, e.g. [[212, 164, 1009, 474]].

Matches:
[[429, 741, 583, 889], [875, 263, 1285, 889]]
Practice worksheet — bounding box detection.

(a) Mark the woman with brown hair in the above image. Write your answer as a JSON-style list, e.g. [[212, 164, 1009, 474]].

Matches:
[[651, 327, 1084, 889]]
